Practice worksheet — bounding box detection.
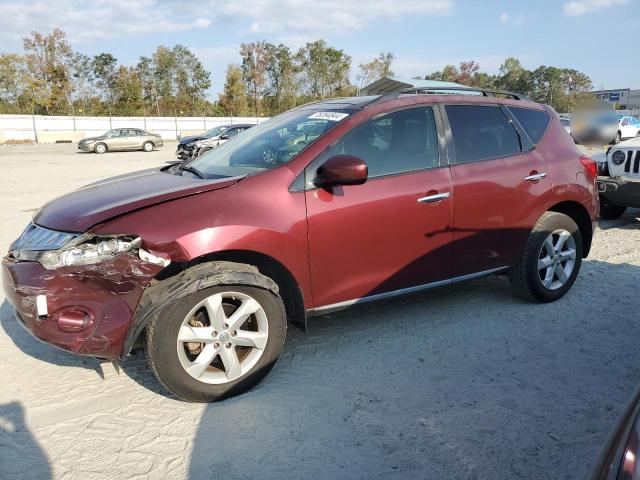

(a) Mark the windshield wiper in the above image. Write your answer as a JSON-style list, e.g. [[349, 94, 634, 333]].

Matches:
[[178, 164, 206, 179]]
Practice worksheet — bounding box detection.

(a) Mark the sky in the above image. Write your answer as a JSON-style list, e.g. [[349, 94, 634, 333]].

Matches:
[[0, 0, 638, 99]]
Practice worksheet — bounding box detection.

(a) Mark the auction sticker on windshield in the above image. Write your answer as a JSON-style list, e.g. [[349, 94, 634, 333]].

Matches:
[[308, 112, 350, 121]]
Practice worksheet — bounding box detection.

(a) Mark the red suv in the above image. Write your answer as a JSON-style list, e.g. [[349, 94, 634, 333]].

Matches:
[[2, 89, 599, 402]]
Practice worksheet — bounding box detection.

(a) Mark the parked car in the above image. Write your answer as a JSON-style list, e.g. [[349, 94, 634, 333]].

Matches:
[[3, 88, 599, 402], [78, 129, 163, 154], [597, 138, 640, 218], [571, 110, 619, 145], [176, 124, 254, 160], [591, 386, 640, 480], [614, 115, 640, 143]]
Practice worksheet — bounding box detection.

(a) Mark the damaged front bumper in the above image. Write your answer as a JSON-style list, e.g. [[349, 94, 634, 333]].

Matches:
[[1, 253, 163, 359]]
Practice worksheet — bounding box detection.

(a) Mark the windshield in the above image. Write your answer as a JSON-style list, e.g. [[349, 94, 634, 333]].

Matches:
[[188, 109, 353, 178], [205, 126, 230, 138], [101, 130, 116, 137]]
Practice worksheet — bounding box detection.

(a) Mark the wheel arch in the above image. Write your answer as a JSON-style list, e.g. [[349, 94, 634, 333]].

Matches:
[[547, 201, 593, 257], [124, 249, 306, 358], [178, 250, 307, 329]]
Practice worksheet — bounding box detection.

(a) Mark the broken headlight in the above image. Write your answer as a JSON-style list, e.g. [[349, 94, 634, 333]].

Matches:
[[12, 235, 141, 270], [37, 236, 142, 270]]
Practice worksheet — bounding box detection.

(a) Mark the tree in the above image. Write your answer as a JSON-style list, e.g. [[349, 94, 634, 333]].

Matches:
[[22, 29, 73, 114], [69, 53, 95, 113], [0, 54, 26, 112], [496, 57, 531, 94], [92, 53, 118, 112], [240, 41, 270, 116], [172, 45, 211, 115], [357, 52, 395, 92], [113, 66, 144, 115], [219, 64, 249, 116], [264, 43, 299, 114], [295, 40, 354, 100]]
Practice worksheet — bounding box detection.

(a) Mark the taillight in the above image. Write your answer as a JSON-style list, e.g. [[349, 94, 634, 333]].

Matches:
[[580, 155, 598, 179]]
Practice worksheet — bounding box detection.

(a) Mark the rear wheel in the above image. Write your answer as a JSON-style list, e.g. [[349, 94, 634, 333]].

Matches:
[[509, 212, 583, 302], [599, 197, 627, 220], [94, 143, 107, 154], [145, 278, 286, 402], [143, 141, 154, 152]]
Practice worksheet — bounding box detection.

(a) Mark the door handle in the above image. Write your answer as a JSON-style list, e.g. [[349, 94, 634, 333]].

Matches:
[[417, 192, 451, 203], [524, 172, 547, 181]]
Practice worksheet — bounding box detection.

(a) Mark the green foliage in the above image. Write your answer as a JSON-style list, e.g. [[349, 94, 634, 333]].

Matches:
[[356, 52, 395, 92], [218, 64, 249, 117], [423, 57, 593, 113], [0, 30, 596, 117]]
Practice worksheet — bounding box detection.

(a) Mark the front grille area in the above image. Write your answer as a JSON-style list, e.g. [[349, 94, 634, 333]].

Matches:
[[9, 222, 79, 253], [623, 150, 640, 174]]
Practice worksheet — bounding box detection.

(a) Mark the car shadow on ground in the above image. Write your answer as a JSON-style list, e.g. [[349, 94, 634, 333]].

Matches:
[[0, 300, 106, 378], [184, 258, 640, 480], [3, 258, 640, 478], [0, 402, 51, 479], [597, 207, 640, 231]]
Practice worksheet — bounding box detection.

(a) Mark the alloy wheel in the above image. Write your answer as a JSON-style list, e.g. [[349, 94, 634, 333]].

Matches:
[[537, 229, 577, 290], [262, 147, 276, 164], [176, 291, 269, 384]]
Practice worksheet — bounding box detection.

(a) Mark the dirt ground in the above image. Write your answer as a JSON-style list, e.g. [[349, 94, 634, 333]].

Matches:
[[0, 143, 639, 480]]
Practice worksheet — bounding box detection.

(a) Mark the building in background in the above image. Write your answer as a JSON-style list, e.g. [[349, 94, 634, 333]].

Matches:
[[593, 88, 640, 109]]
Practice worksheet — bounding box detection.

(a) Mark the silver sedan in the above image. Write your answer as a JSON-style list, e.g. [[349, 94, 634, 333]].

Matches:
[[78, 128, 164, 154]]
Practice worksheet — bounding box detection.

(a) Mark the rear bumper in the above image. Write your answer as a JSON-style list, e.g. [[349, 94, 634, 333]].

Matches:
[[1, 255, 162, 359], [597, 176, 640, 208]]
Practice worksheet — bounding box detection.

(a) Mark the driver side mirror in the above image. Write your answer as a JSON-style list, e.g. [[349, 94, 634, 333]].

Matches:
[[219, 134, 230, 140], [315, 155, 368, 188]]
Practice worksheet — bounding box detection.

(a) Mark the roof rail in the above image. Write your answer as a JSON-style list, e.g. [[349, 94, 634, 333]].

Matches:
[[374, 86, 529, 104]]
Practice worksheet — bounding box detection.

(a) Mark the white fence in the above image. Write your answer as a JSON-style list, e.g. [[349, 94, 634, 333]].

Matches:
[[0, 114, 268, 144]]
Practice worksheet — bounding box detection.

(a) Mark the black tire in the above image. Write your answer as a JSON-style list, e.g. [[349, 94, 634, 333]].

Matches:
[[145, 267, 287, 402], [509, 211, 583, 302], [615, 131, 622, 144], [94, 142, 107, 154], [142, 141, 154, 152], [599, 197, 627, 220]]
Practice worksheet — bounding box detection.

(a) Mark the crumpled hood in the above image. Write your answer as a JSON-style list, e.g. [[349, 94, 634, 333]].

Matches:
[[34, 168, 241, 232], [79, 136, 105, 143], [179, 135, 209, 145]]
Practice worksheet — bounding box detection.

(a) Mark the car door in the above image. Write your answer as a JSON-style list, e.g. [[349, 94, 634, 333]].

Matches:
[[108, 129, 128, 150], [129, 129, 145, 148], [304, 106, 454, 309], [443, 103, 551, 277]]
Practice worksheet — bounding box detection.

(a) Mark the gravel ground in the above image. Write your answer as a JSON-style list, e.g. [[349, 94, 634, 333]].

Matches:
[[0, 143, 639, 480]]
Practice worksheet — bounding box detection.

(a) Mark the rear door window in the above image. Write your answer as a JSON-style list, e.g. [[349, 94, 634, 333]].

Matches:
[[445, 105, 522, 164], [509, 107, 551, 144]]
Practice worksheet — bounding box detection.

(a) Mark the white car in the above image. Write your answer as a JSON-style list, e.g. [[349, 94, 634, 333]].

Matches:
[[615, 116, 640, 143], [597, 137, 640, 218]]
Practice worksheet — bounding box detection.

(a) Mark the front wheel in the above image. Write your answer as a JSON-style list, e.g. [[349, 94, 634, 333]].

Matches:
[[143, 141, 154, 152], [509, 212, 583, 302], [600, 197, 627, 220], [94, 143, 107, 154], [145, 280, 286, 402]]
